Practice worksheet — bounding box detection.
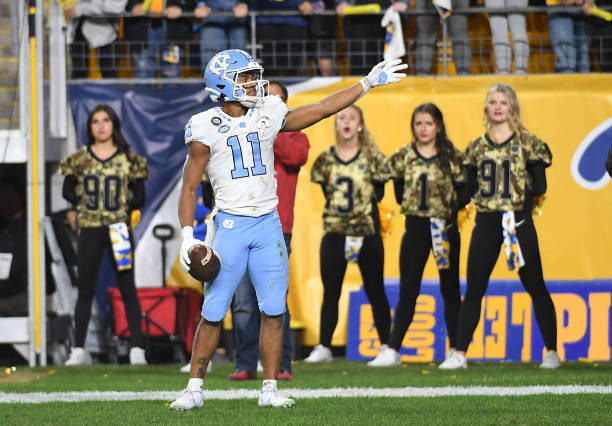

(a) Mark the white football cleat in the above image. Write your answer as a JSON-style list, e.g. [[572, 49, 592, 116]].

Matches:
[[367, 345, 401, 367], [438, 352, 467, 370], [65, 347, 92, 366], [258, 381, 296, 408], [129, 347, 147, 365], [445, 348, 457, 360], [180, 360, 212, 373], [304, 344, 332, 363], [540, 350, 561, 369], [169, 388, 204, 411]]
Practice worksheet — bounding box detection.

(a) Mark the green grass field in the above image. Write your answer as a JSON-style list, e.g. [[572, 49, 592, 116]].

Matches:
[[1, 360, 611, 425]]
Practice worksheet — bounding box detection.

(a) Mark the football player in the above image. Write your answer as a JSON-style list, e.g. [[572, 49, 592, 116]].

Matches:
[[305, 105, 391, 365], [170, 49, 407, 410], [368, 103, 467, 367], [439, 83, 560, 370]]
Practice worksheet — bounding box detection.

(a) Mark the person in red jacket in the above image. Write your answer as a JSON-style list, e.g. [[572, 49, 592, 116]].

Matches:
[[226, 81, 310, 381]]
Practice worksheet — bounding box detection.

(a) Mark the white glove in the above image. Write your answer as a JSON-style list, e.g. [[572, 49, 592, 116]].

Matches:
[[360, 58, 408, 94], [179, 226, 205, 272]]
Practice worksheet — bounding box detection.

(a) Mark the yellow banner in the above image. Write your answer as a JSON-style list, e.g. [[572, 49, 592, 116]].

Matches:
[[287, 74, 612, 346]]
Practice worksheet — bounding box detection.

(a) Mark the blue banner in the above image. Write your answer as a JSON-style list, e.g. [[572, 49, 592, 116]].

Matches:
[[68, 83, 215, 242], [347, 279, 612, 362]]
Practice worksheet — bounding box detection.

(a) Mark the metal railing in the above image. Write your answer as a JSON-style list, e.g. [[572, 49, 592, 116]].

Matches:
[[65, 34, 611, 81], [57, 6, 612, 81]]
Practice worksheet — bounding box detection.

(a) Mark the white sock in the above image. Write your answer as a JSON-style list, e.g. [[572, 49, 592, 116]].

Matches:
[[262, 379, 277, 390], [187, 378, 203, 390]]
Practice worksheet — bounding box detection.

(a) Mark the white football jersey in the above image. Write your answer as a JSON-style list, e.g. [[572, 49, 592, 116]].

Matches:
[[185, 95, 289, 217]]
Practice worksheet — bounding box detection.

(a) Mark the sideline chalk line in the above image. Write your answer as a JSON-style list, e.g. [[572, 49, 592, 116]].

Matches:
[[1, 385, 612, 404]]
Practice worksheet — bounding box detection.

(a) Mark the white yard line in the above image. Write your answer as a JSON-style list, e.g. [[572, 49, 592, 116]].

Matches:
[[1, 385, 611, 404]]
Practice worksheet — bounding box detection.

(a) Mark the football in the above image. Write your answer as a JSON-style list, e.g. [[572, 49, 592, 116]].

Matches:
[[188, 245, 221, 282]]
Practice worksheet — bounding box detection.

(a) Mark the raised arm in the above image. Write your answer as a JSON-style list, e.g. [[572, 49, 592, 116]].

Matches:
[[283, 84, 363, 132], [282, 59, 407, 132]]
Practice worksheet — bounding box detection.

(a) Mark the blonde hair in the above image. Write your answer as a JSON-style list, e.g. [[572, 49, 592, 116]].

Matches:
[[334, 104, 380, 159], [483, 83, 528, 137]]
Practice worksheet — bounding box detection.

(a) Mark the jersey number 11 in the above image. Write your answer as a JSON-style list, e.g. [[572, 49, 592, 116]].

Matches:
[[227, 132, 267, 179]]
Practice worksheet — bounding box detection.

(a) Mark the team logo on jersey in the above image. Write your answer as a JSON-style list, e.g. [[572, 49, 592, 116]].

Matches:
[[218, 125, 230, 134], [570, 117, 612, 190], [257, 117, 271, 129], [510, 144, 519, 155], [222, 219, 234, 229], [211, 117, 222, 126]]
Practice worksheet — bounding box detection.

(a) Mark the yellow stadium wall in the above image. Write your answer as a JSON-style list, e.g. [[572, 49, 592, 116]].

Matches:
[[285, 74, 612, 346]]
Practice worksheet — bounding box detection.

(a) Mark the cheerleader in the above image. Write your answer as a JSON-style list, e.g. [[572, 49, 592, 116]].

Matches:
[[306, 105, 391, 363], [59, 104, 148, 366], [439, 84, 560, 370], [369, 103, 467, 366]]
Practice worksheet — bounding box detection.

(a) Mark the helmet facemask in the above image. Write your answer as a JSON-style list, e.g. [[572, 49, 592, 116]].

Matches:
[[228, 67, 268, 108]]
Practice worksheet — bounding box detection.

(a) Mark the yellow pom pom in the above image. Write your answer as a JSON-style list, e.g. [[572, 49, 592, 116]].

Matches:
[[457, 203, 475, 230], [378, 203, 395, 239], [532, 195, 546, 217], [130, 209, 141, 228]]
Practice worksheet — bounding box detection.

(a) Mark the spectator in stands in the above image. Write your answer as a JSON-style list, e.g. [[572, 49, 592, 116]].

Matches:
[[0, 179, 27, 316], [485, 0, 530, 74], [124, 0, 196, 78], [309, 0, 337, 76], [64, 0, 127, 78], [251, 0, 311, 76], [439, 83, 560, 370], [583, 0, 612, 71], [226, 81, 310, 381], [306, 104, 391, 363], [336, 0, 387, 75], [59, 104, 148, 366], [394, 0, 471, 75], [547, 0, 589, 73], [195, 0, 249, 76]]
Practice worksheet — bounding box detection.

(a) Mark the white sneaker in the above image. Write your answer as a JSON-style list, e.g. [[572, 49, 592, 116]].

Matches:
[[257, 360, 263, 372], [304, 344, 332, 363], [446, 348, 457, 360], [65, 347, 92, 366], [438, 352, 467, 370], [180, 360, 212, 373], [258, 381, 296, 408], [540, 350, 561, 369], [129, 347, 147, 365], [367, 345, 401, 367], [169, 388, 203, 411]]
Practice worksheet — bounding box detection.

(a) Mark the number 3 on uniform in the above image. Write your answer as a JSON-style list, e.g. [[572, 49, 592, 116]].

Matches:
[[227, 132, 267, 179]]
